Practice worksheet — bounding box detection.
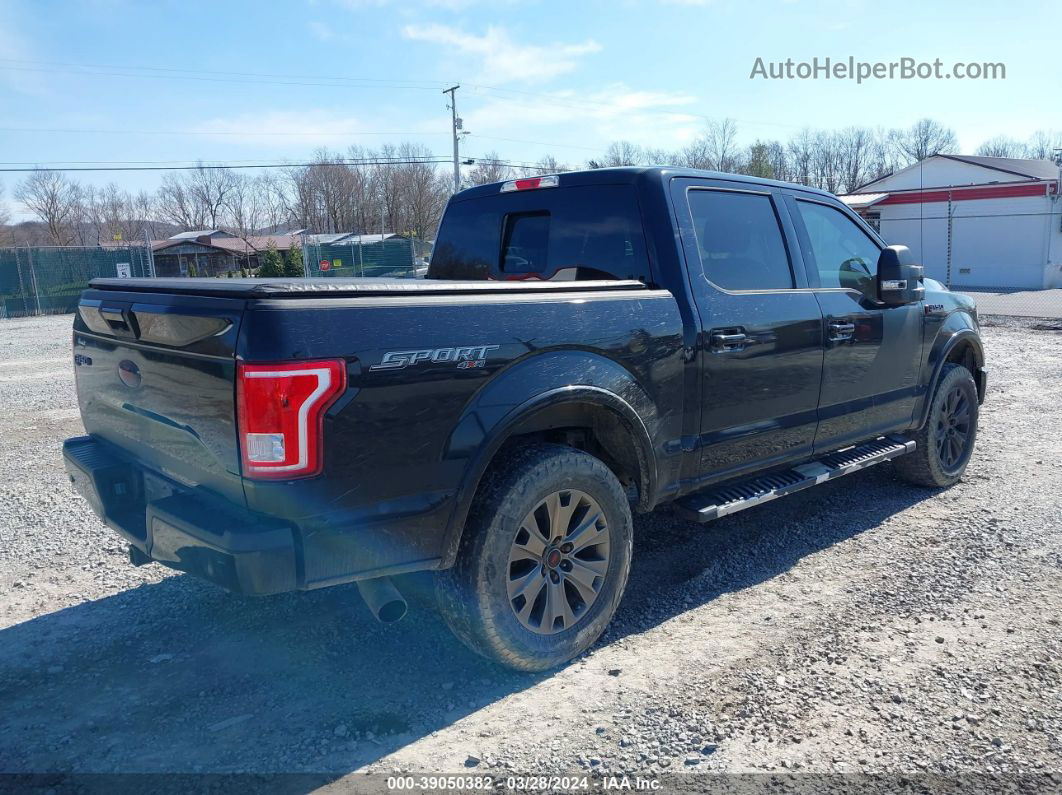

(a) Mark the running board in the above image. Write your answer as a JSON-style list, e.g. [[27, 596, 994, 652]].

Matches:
[[674, 435, 915, 523]]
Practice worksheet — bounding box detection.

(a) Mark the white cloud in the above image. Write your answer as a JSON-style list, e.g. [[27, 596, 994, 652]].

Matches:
[[460, 84, 703, 156], [402, 24, 601, 84]]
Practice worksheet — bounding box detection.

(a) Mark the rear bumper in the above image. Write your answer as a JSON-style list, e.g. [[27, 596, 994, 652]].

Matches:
[[63, 435, 297, 595]]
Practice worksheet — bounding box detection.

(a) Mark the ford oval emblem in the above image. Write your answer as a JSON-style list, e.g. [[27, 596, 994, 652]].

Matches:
[[117, 359, 142, 388]]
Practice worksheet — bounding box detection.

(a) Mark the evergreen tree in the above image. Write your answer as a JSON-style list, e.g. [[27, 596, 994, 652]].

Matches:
[[259, 241, 284, 277], [283, 244, 304, 277]]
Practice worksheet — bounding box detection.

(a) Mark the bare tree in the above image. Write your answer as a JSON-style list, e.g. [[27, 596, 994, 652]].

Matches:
[[15, 169, 83, 245], [706, 119, 740, 172], [187, 164, 237, 228], [673, 120, 741, 171], [536, 155, 572, 174], [156, 164, 237, 231], [466, 152, 512, 187], [677, 134, 712, 170], [1025, 130, 1062, 161], [786, 128, 816, 186], [893, 118, 958, 163], [598, 141, 645, 167], [834, 127, 874, 193], [256, 173, 293, 232], [157, 172, 206, 229], [392, 143, 449, 239], [223, 173, 267, 241], [974, 136, 1026, 158], [131, 190, 164, 240]]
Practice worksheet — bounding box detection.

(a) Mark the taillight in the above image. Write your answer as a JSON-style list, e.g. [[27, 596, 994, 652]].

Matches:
[[500, 175, 559, 192], [236, 360, 346, 480]]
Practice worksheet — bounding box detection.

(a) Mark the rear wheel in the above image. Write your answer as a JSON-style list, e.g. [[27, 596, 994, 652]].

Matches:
[[894, 363, 979, 488], [435, 443, 633, 671]]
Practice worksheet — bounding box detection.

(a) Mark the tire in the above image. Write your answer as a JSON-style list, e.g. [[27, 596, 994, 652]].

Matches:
[[435, 443, 633, 672], [894, 363, 979, 488]]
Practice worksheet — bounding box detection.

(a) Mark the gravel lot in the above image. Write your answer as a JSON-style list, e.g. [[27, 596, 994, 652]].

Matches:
[[0, 313, 1060, 789]]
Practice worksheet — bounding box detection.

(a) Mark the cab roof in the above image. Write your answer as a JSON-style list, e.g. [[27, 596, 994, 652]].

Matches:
[[451, 166, 837, 203]]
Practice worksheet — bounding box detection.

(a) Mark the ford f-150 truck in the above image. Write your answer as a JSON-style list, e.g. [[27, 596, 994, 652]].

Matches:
[[63, 167, 986, 671]]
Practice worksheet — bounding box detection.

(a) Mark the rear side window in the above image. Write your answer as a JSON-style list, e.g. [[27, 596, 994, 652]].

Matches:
[[687, 189, 793, 291], [429, 184, 650, 282]]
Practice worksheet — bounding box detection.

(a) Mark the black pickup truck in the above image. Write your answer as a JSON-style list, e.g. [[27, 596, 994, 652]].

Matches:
[[64, 167, 986, 670]]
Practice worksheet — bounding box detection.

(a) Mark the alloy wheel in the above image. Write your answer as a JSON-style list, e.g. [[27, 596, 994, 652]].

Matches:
[[936, 386, 972, 472], [506, 489, 611, 635]]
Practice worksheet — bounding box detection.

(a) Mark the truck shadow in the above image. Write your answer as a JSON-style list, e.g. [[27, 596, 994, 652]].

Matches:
[[0, 464, 937, 781]]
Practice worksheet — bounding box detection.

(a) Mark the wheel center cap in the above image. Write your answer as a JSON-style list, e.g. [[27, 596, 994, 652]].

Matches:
[[545, 548, 563, 569]]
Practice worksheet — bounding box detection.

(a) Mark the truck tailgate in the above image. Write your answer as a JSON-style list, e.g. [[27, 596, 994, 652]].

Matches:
[[72, 289, 246, 506]]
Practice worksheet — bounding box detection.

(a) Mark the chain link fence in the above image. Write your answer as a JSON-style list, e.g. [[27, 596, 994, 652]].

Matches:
[[0, 245, 153, 319], [302, 235, 429, 279], [0, 237, 433, 319]]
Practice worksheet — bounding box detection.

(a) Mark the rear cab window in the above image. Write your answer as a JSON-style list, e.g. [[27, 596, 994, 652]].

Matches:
[[428, 184, 651, 282]]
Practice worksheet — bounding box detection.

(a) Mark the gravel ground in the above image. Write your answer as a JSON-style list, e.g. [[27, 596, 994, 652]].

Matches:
[[0, 313, 1060, 790]]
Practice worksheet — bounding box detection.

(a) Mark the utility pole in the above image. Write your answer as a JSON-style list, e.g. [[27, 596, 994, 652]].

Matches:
[[443, 85, 461, 193]]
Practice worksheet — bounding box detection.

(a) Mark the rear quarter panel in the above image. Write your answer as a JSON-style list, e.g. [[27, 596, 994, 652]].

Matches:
[[237, 288, 685, 587]]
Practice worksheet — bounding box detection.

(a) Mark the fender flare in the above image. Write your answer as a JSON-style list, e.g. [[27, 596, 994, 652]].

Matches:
[[916, 326, 985, 428], [437, 383, 658, 569]]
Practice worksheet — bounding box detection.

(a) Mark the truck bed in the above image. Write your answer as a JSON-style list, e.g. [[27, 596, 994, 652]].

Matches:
[[88, 277, 647, 299]]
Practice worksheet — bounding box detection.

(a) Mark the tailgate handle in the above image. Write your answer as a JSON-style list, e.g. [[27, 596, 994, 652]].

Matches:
[[99, 306, 139, 338]]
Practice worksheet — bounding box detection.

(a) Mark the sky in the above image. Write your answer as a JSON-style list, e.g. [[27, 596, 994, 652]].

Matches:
[[1, 0, 1060, 220]]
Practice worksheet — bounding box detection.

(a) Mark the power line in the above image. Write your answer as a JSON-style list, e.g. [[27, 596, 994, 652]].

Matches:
[[0, 57, 728, 129], [0, 57, 447, 87], [0, 157, 452, 173], [0, 64, 446, 91], [0, 154, 557, 175], [0, 56, 808, 133], [0, 125, 451, 138]]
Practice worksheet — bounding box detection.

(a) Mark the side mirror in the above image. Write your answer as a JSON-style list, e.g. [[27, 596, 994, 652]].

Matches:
[[877, 245, 925, 306]]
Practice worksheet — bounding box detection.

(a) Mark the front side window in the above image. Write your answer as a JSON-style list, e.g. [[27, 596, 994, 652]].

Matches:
[[687, 189, 793, 291], [796, 200, 881, 296]]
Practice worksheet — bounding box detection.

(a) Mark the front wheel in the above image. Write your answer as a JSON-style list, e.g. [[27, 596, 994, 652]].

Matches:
[[435, 443, 633, 671], [894, 363, 979, 488]]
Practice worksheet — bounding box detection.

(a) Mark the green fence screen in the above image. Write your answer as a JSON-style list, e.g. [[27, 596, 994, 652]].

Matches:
[[0, 246, 152, 319]]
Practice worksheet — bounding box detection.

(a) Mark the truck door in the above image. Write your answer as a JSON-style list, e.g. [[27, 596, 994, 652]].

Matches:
[[670, 178, 824, 487], [783, 195, 924, 452]]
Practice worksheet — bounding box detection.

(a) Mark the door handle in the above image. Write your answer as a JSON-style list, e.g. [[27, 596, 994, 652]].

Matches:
[[828, 320, 855, 341], [709, 330, 748, 352]]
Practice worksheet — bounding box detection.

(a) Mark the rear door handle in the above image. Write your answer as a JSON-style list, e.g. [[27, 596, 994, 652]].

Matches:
[[709, 330, 748, 352], [828, 320, 855, 341]]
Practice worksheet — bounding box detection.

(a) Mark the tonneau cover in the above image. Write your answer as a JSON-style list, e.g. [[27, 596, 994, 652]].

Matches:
[[88, 277, 647, 299]]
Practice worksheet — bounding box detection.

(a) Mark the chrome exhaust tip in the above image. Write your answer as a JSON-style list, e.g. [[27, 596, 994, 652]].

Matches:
[[356, 577, 408, 624]]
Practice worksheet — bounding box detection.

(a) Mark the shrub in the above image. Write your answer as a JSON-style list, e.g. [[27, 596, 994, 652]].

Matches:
[[258, 241, 284, 277], [283, 244, 304, 277]]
